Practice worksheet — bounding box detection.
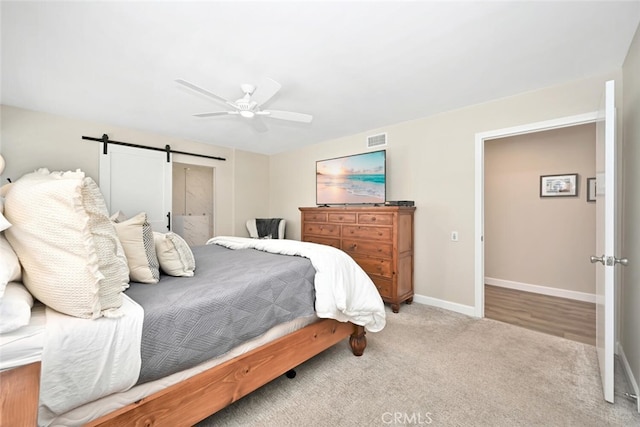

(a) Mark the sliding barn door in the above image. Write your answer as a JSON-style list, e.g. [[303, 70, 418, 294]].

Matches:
[[99, 144, 172, 232]]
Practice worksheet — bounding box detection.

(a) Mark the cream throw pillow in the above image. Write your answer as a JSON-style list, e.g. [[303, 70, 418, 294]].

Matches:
[[113, 212, 160, 284], [3, 169, 130, 319], [154, 232, 196, 277]]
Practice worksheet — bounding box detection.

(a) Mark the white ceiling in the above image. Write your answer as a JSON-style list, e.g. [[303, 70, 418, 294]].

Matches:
[[2, 1, 639, 155]]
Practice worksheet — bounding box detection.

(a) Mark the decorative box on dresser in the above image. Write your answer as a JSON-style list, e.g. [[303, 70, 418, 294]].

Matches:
[[299, 206, 415, 313]]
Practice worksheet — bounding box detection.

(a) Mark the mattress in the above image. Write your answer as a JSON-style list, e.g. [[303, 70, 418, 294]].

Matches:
[[0, 302, 46, 371]]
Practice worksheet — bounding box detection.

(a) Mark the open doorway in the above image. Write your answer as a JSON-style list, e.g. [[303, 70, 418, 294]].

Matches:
[[172, 162, 214, 246], [483, 124, 597, 344], [482, 124, 597, 344], [474, 113, 598, 318]]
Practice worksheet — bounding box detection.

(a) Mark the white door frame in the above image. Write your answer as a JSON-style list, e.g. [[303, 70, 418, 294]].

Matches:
[[474, 112, 598, 318]]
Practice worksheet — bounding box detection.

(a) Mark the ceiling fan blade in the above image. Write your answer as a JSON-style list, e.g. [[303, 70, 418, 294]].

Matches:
[[265, 110, 313, 123], [251, 117, 269, 133], [176, 79, 232, 105], [252, 78, 282, 105], [193, 111, 238, 117]]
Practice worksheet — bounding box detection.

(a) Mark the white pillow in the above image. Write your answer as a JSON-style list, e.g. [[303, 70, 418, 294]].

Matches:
[[0, 234, 22, 299], [0, 282, 34, 334], [113, 212, 160, 284], [0, 197, 11, 231], [3, 169, 130, 319], [154, 232, 196, 277]]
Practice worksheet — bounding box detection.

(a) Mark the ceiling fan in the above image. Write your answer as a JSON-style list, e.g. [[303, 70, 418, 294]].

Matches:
[[176, 77, 313, 131]]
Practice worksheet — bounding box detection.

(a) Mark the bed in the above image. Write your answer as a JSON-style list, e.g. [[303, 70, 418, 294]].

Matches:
[[0, 169, 385, 426]]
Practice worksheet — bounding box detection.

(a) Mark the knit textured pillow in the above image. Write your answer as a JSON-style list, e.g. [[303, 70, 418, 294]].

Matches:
[[3, 169, 129, 319]]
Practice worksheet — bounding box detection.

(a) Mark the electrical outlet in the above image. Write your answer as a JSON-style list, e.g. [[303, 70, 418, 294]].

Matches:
[[451, 231, 459, 242]]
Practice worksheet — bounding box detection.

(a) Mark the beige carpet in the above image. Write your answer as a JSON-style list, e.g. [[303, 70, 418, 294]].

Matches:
[[197, 303, 640, 426]]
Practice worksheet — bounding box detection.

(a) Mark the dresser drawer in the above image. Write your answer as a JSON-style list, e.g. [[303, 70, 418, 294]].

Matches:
[[303, 212, 328, 222], [357, 213, 393, 225], [304, 236, 340, 249], [328, 212, 356, 223], [371, 277, 392, 299], [342, 239, 393, 258], [343, 225, 392, 241], [352, 255, 392, 279], [303, 223, 340, 237]]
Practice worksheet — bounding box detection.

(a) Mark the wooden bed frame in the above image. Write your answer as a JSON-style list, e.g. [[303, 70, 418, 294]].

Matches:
[[0, 361, 41, 426], [85, 318, 366, 427]]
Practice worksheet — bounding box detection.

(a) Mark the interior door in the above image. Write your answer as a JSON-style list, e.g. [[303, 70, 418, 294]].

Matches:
[[99, 144, 172, 232], [593, 79, 618, 403]]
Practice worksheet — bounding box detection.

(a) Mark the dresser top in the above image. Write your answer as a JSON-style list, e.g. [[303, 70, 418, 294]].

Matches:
[[299, 205, 415, 212]]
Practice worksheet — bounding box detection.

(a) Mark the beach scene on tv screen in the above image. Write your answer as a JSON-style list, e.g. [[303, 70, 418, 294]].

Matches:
[[316, 150, 385, 204]]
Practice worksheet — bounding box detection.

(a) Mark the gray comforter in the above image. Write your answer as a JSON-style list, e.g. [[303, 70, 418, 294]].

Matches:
[[125, 243, 316, 384]]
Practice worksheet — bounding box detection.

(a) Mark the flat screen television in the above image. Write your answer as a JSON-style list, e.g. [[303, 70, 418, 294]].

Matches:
[[316, 150, 386, 205]]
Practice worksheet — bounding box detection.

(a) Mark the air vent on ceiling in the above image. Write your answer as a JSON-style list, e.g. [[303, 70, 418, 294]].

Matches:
[[367, 132, 387, 148]]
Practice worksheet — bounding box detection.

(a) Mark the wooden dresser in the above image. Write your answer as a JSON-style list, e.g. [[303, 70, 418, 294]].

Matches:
[[299, 206, 415, 312]]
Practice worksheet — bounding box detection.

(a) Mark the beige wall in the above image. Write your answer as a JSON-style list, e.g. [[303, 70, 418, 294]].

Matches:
[[0, 105, 268, 237], [233, 149, 270, 237], [621, 23, 640, 401], [484, 124, 596, 294], [270, 72, 619, 308]]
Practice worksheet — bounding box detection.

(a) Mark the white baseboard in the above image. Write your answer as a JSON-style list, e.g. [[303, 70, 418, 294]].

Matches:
[[485, 277, 596, 304], [618, 344, 640, 412], [412, 293, 476, 317]]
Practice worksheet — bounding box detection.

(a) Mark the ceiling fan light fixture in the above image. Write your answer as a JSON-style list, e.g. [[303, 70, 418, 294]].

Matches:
[[240, 110, 255, 119]]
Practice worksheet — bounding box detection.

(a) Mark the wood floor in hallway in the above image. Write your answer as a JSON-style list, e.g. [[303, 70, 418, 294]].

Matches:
[[484, 284, 596, 346]]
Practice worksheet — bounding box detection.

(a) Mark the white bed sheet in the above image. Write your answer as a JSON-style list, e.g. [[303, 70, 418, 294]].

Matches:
[[39, 294, 144, 426], [47, 313, 318, 427], [0, 302, 45, 371]]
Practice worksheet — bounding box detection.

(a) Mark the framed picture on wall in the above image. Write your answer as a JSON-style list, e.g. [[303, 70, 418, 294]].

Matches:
[[540, 173, 578, 197], [587, 177, 596, 202]]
